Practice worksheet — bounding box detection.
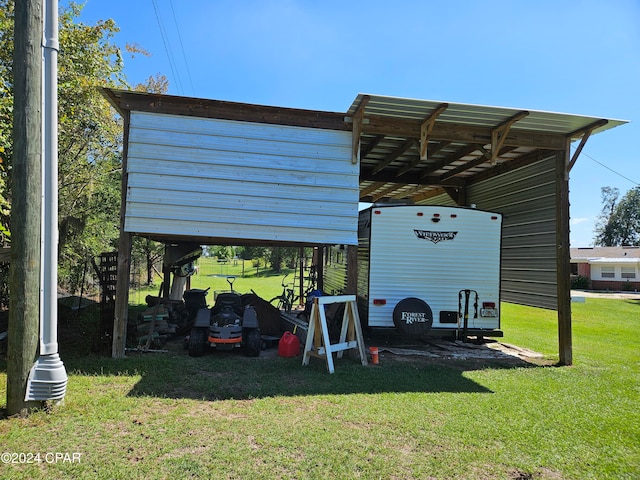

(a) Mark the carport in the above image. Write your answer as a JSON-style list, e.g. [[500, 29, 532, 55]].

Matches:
[[102, 89, 626, 364]]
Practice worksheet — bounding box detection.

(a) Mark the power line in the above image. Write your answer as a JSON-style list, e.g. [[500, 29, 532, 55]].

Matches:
[[169, 0, 195, 96], [572, 146, 639, 186], [151, 0, 183, 94]]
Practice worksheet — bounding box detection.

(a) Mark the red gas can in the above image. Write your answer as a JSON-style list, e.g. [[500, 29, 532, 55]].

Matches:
[[278, 331, 300, 357]]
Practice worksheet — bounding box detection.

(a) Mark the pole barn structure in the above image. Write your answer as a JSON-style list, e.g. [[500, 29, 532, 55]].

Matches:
[[102, 89, 626, 364]]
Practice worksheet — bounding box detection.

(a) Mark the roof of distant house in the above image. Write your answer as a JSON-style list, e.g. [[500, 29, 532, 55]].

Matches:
[[570, 246, 640, 260]]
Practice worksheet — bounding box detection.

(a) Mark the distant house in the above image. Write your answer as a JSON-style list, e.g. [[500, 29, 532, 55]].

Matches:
[[570, 246, 640, 291]]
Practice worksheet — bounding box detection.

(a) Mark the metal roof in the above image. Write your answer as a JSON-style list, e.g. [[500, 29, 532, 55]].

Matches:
[[348, 93, 626, 136], [571, 246, 640, 260], [348, 93, 627, 204], [101, 88, 628, 206]]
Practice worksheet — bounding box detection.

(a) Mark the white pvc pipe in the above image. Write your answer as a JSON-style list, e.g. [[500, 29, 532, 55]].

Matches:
[[41, 0, 59, 355], [26, 0, 66, 402]]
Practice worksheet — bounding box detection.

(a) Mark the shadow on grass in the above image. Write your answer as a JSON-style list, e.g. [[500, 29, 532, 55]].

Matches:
[[2, 342, 541, 401], [54, 340, 546, 401], [0, 304, 541, 402]]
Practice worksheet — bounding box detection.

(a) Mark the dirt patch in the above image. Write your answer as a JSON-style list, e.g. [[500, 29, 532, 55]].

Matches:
[[373, 342, 549, 370]]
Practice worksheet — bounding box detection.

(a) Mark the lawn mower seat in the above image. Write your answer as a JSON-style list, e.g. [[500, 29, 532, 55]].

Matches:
[[212, 292, 243, 316]]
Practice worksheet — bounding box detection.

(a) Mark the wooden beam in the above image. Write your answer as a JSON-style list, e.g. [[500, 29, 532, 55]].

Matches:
[[360, 134, 385, 159], [359, 181, 387, 198], [397, 141, 452, 176], [420, 144, 481, 179], [442, 186, 465, 205], [465, 149, 557, 186], [362, 115, 567, 150], [440, 156, 487, 181], [476, 145, 492, 160], [567, 119, 608, 140], [396, 154, 421, 177], [372, 183, 406, 201], [565, 120, 607, 174], [117, 91, 350, 131], [360, 166, 465, 187], [372, 138, 416, 175], [351, 96, 369, 164], [392, 185, 430, 199], [566, 129, 592, 175], [490, 111, 529, 164], [439, 146, 518, 181], [412, 187, 447, 203], [420, 103, 449, 160]]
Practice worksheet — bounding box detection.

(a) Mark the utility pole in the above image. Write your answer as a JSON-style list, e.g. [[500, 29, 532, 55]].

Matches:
[[7, 0, 43, 415]]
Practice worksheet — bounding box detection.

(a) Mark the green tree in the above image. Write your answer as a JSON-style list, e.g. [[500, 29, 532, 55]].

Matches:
[[594, 186, 640, 246], [593, 187, 620, 247], [213, 246, 231, 260], [0, 1, 15, 244], [55, 3, 128, 289], [268, 246, 299, 273], [0, 1, 131, 292]]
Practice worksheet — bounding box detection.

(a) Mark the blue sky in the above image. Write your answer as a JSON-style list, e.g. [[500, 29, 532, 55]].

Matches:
[[74, 0, 639, 246]]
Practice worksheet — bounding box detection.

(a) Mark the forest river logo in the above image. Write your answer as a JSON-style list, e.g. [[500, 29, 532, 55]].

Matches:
[[414, 230, 458, 244]]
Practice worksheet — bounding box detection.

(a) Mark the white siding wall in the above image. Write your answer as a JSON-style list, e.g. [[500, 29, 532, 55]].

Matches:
[[125, 112, 359, 245]]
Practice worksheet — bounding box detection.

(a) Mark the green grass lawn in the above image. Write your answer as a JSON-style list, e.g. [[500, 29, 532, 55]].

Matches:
[[0, 293, 638, 479], [129, 257, 295, 307]]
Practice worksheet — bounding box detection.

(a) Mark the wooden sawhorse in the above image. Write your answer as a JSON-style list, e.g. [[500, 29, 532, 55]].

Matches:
[[302, 295, 368, 373]]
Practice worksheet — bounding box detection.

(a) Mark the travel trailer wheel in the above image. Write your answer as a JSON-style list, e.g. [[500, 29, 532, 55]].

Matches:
[[393, 297, 433, 336]]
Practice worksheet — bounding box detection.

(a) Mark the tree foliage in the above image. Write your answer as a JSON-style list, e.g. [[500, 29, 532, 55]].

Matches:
[[594, 186, 640, 246], [0, 0, 129, 291], [0, 1, 15, 245]]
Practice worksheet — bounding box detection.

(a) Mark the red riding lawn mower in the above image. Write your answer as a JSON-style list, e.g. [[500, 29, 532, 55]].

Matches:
[[187, 276, 261, 357]]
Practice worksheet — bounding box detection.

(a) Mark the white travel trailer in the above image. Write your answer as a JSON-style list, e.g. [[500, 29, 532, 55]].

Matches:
[[326, 204, 503, 339]]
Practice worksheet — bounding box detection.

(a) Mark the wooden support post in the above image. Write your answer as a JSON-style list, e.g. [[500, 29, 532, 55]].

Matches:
[[350, 96, 369, 164], [556, 147, 572, 365], [7, 0, 43, 415], [302, 295, 368, 373], [112, 233, 132, 358], [419, 103, 448, 160], [299, 246, 304, 305], [490, 111, 529, 164], [316, 246, 324, 292], [112, 111, 132, 358], [565, 119, 607, 173], [346, 244, 358, 295]]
